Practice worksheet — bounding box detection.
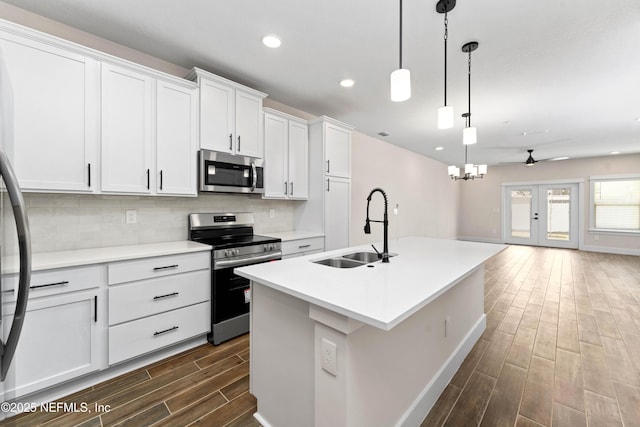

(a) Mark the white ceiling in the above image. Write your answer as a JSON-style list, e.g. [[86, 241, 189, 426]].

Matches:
[[4, 0, 640, 166]]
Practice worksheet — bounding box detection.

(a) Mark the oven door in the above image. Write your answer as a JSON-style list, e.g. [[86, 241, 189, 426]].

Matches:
[[199, 150, 263, 194]]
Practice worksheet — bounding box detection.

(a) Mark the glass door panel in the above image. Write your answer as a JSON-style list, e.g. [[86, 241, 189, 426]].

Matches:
[[505, 186, 538, 246]]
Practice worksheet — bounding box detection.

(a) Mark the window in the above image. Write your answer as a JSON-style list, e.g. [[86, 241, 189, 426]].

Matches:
[[591, 176, 640, 232]]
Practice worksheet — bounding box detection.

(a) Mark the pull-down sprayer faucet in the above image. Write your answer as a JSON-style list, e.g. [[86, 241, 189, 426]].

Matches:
[[364, 188, 390, 263]]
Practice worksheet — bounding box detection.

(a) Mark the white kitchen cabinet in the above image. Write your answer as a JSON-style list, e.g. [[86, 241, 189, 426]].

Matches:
[[281, 236, 324, 259], [156, 79, 198, 196], [187, 67, 267, 158], [296, 117, 354, 251], [107, 251, 210, 365], [263, 109, 309, 200], [1, 267, 103, 400], [324, 121, 351, 179], [101, 63, 154, 194], [0, 28, 99, 193], [324, 178, 351, 251]]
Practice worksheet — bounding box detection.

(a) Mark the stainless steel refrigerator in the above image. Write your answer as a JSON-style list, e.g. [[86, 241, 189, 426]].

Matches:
[[0, 45, 32, 399]]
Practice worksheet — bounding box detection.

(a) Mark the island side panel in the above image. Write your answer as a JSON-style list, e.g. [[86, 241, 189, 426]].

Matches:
[[251, 282, 315, 427], [313, 267, 486, 427]]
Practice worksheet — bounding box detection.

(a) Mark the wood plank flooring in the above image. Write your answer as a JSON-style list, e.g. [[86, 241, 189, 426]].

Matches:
[[2, 246, 639, 426], [422, 245, 640, 427]]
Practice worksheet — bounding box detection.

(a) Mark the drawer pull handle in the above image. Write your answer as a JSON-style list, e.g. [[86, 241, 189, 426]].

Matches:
[[30, 281, 69, 290], [153, 326, 179, 337], [153, 292, 179, 301], [2, 289, 15, 294], [298, 244, 311, 249], [153, 264, 179, 271]]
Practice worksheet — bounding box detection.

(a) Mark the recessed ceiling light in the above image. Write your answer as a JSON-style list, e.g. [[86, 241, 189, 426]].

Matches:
[[635, 118, 640, 122], [340, 79, 354, 88], [435, 146, 444, 151], [262, 34, 282, 48], [611, 151, 620, 155]]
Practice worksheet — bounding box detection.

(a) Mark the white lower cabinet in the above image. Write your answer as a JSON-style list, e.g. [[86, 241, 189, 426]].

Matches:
[[109, 302, 209, 365], [107, 252, 211, 365], [1, 268, 101, 400], [281, 237, 324, 259]]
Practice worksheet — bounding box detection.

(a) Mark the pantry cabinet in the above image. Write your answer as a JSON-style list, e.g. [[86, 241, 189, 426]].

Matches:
[[0, 27, 99, 193], [0, 265, 103, 400], [263, 109, 309, 199], [187, 67, 267, 158], [295, 117, 353, 251]]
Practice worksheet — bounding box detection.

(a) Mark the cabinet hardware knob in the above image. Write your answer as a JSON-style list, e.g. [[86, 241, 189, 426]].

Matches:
[[229, 133, 233, 151], [284, 181, 288, 195], [237, 135, 241, 151], [326, 178, 330, 192], [326, 160, 330, 173], [298, 244, 311, 249], [290, 182, 293, 195]]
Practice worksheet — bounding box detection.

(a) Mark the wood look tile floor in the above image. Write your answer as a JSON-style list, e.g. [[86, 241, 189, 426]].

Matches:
[[2, 246, 639, 427]]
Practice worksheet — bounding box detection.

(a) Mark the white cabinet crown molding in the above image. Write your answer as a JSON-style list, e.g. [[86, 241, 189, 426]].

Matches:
[[185, 66, 267, 99]]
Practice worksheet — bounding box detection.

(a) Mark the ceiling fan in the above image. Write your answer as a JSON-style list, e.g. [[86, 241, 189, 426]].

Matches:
[[498, 149, 552, 166]]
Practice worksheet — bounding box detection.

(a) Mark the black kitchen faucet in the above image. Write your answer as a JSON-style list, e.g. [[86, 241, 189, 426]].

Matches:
[[364, 187, 390, 263]]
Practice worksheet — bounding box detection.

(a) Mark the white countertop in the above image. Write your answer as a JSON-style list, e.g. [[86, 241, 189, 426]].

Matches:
[[5, 241, 212, 273], [236, 236, 506, 330], [260, 230, 324, 241]]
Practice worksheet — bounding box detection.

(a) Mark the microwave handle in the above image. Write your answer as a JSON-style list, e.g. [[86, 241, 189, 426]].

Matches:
[[250, 162, 257, 192]]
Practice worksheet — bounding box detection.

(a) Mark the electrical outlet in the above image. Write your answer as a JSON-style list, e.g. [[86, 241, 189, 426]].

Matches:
[[321, 338, 337, 376], [125, 209, 137, 224]]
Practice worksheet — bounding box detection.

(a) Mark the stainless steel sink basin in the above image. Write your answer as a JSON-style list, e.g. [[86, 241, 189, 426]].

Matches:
[[312, 257, 365, 268], [342, 252, 380, 263], [312, 251, 397, 268]]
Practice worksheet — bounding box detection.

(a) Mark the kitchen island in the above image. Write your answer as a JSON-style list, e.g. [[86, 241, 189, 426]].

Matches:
[[235, 236, 506, 427]]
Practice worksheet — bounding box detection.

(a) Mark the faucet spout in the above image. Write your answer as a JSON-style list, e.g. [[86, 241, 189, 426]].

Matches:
[[364, 188, 390, 263]]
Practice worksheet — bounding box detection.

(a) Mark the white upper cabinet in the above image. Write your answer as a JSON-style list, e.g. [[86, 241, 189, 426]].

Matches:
[[324, 122, 351, 179], [0, 30, 99, 192], [263, 109, 308, 200], [156, 80, 198, 196], [187, 67, 267, 158], [101, 63, 154, 194]]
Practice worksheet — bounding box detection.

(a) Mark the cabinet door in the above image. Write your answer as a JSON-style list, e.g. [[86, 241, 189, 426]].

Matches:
[[263, 113, 288, 199], [325, 123, 351, 178], [101, 64, 154, 193], [0, 34, 98, 192], [199, 78, 234, 153], [325, 178, 350, 251], [235, 90, 263, 158], [1, 290, 100, 399], [288, 120, 309, 199], [156, 80, 197, 196]]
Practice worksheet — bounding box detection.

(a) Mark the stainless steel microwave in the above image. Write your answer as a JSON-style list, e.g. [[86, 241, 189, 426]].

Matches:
[[199, 150, 264, 194]]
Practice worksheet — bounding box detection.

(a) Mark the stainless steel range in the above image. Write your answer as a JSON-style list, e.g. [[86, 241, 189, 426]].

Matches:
[[188, 212, 281, 345]]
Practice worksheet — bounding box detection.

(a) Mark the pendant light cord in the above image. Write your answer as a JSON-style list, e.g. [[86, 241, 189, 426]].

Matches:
[[399, 0, 403, 69], [467, 49, 472, 127], [444, 12, 448, 105]]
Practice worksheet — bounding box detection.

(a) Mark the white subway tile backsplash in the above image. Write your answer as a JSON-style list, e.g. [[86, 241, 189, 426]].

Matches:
[[20, 193, 298, 255]]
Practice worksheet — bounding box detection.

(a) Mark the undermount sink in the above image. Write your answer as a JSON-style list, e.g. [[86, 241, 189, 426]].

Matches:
[[312, 251, 396, 268], [312, 257, 365, 268]]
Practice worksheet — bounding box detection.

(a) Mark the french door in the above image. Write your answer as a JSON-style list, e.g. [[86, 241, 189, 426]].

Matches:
[[504, 183, 579, 248]]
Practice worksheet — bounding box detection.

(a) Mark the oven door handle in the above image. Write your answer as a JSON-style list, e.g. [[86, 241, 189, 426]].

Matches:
[[214, 251, 282, 270]]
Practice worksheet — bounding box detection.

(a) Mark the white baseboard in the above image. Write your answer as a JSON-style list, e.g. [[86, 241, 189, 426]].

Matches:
[[254, 412, 274, 427], [397, 314, 486, 427], [457, 236, 503, 244], [579, 244, 640, 256]]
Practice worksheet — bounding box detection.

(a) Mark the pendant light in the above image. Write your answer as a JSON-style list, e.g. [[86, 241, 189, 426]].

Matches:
[[462, 41, 478, 144], [436, 0, 456, 129], [447, 143, 487, 181], [390, 0, 411, 102]]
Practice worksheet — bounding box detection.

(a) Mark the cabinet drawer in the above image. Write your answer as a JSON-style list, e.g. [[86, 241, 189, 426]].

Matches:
[[108, 301, 210, 365], [2, 265, 102, 303], [109, 269, 210, 325], [108, 252, 210, 285], [281, 237, 324, 257]]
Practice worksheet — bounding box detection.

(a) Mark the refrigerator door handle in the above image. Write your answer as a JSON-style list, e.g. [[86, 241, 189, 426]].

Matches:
[[0, 149, 31, 381]]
